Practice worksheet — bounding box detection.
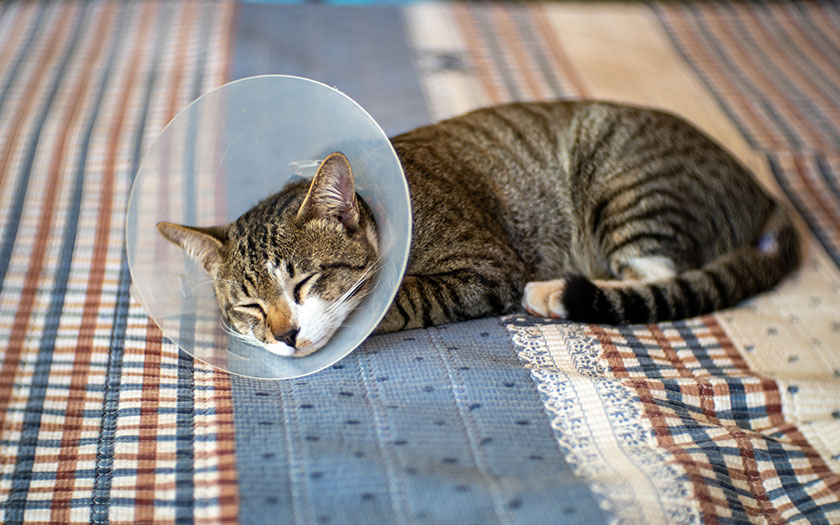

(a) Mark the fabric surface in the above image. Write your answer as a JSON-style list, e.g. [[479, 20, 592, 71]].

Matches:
[[0, 1, 839, 524], [228, 5, 606, 524], [0, 2, 238, 523], [233, 318, 606, 524]]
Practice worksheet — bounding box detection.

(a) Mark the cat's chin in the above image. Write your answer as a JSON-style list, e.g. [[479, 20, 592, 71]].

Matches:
[[261, 341, 297, 357], [257, 331, 334, 358], [289, 341, 325, 358]]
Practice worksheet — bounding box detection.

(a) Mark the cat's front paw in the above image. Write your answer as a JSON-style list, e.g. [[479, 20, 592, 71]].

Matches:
[[522, 280, 568, 319]]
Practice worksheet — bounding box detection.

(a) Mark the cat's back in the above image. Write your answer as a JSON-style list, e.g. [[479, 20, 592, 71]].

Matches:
[[389, 100, 609, 276], [390, 99, 646, 216], [391, 100, 777, 278]]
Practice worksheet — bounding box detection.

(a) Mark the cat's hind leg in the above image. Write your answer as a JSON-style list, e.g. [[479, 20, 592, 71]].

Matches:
[[522, 255, 678, 319], [608, 255, 678, 282], [522, 279, 569, 319]]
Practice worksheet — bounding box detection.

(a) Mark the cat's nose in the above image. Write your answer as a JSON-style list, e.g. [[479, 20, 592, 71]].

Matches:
[[276, 328, 298, 348]]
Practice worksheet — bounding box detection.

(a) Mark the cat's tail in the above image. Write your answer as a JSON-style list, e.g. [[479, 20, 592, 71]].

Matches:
[[562, 204, 800, 324]]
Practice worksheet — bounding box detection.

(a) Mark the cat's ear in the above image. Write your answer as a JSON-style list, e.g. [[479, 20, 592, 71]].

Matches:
[[298, 152, 359, 229], [156, 222, 228, 274]]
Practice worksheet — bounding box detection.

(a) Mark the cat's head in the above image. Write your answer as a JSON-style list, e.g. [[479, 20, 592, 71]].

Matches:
[[157, 153, 379, 357]]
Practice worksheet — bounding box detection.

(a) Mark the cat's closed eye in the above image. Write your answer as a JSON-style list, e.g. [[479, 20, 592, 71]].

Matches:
[[293, 274, 316, 304], [157, 151, 379, 358], [235, 302, 266, 317]]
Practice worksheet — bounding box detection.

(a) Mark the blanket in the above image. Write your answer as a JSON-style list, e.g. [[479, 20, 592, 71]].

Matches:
[[0, 1, 838, 523]]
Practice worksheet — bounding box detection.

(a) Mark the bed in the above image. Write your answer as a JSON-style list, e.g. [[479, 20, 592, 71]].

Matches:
[[0, 1, 838, 523]]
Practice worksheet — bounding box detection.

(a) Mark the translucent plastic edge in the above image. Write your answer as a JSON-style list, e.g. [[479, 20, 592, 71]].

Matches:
[[125, 74, 413, 380]]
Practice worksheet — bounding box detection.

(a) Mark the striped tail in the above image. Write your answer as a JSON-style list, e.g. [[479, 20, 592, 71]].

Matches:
[[563, 205, 800, 324]]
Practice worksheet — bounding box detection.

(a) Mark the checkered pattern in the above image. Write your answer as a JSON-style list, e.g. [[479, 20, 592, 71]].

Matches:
[[2, 0, 840, 523], [0, 2, 237, 522], [593, 318, 840, 522]]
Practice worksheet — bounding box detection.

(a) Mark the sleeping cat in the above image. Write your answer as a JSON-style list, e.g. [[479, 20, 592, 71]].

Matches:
[[157, 101, 799, 357]]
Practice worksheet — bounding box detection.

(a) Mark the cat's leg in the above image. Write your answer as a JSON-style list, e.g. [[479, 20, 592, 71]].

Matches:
[[522, 255, 679, 319], [608, 254, 678, 282], [528, 220, 694, 318], [521, 279, 570, 319], [376, 261, 526, 334], [523, 197, 699, 319]]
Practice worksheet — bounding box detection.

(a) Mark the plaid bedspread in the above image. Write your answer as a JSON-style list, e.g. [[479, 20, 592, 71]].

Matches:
[[0, 1, 838, 523]]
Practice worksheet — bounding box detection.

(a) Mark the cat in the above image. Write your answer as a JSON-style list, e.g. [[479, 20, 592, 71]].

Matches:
[[157, 100, 799, 357]]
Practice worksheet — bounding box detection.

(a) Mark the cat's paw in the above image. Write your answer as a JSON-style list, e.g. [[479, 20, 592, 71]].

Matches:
[[522, 279, 568, 319]]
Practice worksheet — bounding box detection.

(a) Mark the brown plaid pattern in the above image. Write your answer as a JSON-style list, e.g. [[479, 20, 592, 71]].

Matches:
[[593, 317, 840, 522], [0, 2, 238, 522]]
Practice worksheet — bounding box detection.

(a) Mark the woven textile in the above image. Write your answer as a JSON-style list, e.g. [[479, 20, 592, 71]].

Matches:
[[406, 0, 839, 521], [232, 318, 606, 524], [1, 1, 839, 524], [421, 1, 840, 522], [0, 2, 237, 523]]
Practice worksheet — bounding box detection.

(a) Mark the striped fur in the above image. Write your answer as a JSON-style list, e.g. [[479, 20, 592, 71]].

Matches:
[[161, 100, 799, 341], [377, 100, 799, 330], [158, 153, 380, 357]]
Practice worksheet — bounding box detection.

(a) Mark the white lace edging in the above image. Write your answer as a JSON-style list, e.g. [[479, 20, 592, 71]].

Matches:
[[505, 318, 699, 525]]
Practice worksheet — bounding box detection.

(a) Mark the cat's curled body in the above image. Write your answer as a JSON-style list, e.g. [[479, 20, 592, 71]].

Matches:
[[158, 101, 799, 356], [378, 100, 798, 332]]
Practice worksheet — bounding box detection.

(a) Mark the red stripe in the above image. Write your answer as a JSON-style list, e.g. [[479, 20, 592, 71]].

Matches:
[[488, 6, 545, 101], [789, 154, 840, 238], [725, 4, 840, 144], [135, 3, 197, 520], [529, 4, 589, 98], [0, 5, 73, 221], [0, 4, 37, 82], [451, 4, 503, 105], [755, 4, 840, 107], [698, 7, 824, 149], [802, 2, 840, 54], [136, 319, 164, 523]]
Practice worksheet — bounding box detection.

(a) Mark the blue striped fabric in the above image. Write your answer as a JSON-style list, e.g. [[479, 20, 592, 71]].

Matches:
[[233, 318, 607, 524], [654, 1, 840, 267], [228, 3, 430, 136]]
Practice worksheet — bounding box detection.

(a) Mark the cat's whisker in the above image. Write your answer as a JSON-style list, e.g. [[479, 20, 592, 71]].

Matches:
[[219, 317, 262, 346], [178, 276, 226, 295], [330, 290, 373, 316], [220, 321, 245, 340], [329, 274, 370, 310], [185, 277, 215, 285]]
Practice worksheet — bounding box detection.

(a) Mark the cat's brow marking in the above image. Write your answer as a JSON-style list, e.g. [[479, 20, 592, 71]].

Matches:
[[266, 261, 295, 304], [323, 262, 368, 271]]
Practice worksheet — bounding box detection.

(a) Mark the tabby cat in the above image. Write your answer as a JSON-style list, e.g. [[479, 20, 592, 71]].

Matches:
[[157, 101, 799, 357]]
